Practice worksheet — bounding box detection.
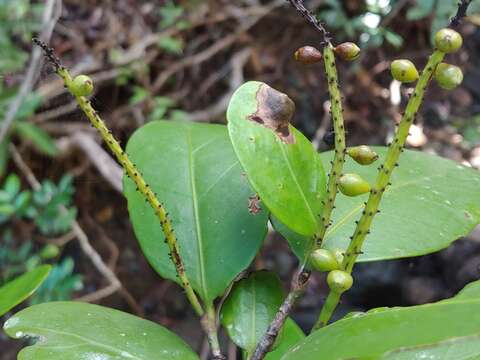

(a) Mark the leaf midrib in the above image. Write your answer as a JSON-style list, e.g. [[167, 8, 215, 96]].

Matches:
[[277, 140, 317, 229], [186, 128, 208, 301]]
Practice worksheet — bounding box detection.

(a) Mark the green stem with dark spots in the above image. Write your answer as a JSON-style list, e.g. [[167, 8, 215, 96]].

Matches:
[[313, 44, 347, 249], [250, 43, 346, 360], [313, 50, 446, 330], [54, 66, 204, 317]]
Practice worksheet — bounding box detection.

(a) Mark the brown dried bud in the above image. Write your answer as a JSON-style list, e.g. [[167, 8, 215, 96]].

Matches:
[[294, 46, 323, 65], [334, 42, 360, 61]]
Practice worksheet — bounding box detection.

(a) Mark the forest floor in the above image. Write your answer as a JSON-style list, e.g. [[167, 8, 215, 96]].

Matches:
[[1, 1, 480, 359]]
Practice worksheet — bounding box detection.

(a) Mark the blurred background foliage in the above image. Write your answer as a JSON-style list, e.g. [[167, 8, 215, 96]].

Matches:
[[0, 0, 480, 358]]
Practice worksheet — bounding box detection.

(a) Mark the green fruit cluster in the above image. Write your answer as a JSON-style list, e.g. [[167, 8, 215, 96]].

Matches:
[[390, 28, 464, 90]]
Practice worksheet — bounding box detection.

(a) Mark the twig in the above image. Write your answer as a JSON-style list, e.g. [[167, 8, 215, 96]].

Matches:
[[450, 0, 473, 28], [0, 0, 62, 143], [151, 0, 284, 93], [187, 47, 250, 122], [201, 303, 226, 360], [8, 144, 128, 307], [251, 269, 310, 360], [286, 0, 330, 45], [56, 132, 123, 192], [227, 341, 237, 360]]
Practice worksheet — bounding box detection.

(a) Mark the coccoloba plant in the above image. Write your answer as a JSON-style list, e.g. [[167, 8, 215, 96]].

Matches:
[[2, 2, 480, 360]]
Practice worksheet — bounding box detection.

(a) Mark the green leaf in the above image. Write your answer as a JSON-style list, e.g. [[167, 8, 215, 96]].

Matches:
[[4, 173, 20, 198], [220, 271, 283, 354], [384, 29, 403, 48], [157, 36, 184, 55], [265, 319, 305, 360], [15, 121, 58, 156], [124, 121, 268, 302], [283, 299, 480, 359], [379, 334, 480, 360], [227, 81, 326, 236], [3, 301, 200, 360], [276, 148, 480, 262], [0, 265, 50, 316]]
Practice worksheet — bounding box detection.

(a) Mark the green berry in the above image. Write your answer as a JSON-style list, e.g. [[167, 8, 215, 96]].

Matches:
[[334, 42, 360, 61], [390, 59, 419, 83], [434, 63, 463, 90], [347, 145, 379, 165], [327, 270, 353, 294], [338, 173, 370, 197], [434, 28, 463, 54], [309, 249, 340, 272], [294, 46, 322, 65], [71, 74, 94, 97]]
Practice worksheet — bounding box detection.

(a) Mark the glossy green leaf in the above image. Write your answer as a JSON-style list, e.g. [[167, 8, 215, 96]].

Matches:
[[124, 121, 268, 302], [227, 81, 326, 236], [283, 299, 480, 360], [3, 301, 199, 360], [276, 148, 480, 262], [220, 271, 283, 354], [265, 319, 305, 360], [379, 334, 480, 360], [0, 265, 50, 316], [15, 122, 58, 156]]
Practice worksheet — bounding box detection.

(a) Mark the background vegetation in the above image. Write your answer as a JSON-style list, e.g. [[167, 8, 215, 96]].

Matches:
[[1, 0, 480, 358]]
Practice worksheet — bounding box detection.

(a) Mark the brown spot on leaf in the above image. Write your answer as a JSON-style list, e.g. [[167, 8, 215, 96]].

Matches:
[[248, 194, 262, 215], [248, 84, 295, 144]]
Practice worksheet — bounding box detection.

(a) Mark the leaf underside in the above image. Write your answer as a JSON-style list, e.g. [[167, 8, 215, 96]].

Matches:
[[276, 147, 480, 262]]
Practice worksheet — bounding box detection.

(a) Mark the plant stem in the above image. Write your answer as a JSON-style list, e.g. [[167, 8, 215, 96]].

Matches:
[[251, 43, 346, 360], [51, 63, 204, 316], [201, 303, 225, 360], [314, 43, 346, 248], [250, 269, 310, 360], [312, 50, 446, 330]]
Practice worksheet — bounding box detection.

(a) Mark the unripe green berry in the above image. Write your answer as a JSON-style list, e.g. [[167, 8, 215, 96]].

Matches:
[[347, 145, 379, 165], [294, 46, 323, 65], [338, 173, 370, 197], [327, 270, 353, 294], [70, 74, 94, 97], [434, 63, 463, 90], [434, 28, 463, 54], [390, 59, 419, 83], [309, 249, 340, 272], [334, 42, 360, 61]]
